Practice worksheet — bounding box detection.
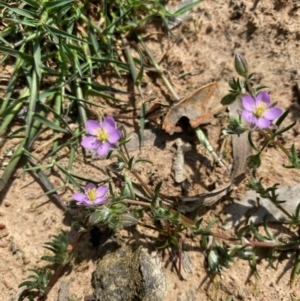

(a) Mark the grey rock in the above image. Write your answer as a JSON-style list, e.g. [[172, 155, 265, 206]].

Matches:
[[224, 184, 300, 229], [93, 236, 166, 301]]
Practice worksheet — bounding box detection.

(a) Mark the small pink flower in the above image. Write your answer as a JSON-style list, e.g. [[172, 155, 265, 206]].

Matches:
[[81, 116, 122, 156], [72, 183, 108, 206], [241, 91, 283, 129]]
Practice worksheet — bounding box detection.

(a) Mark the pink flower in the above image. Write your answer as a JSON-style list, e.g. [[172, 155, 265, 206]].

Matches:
[[81, 117, 122, 156], [72, 183, 108, 206], [241, 91, 283, 129]]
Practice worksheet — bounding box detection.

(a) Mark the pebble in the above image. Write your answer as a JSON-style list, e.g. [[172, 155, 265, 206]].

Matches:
[[0, 224, 9, 238], [25, 229, 32, 236], [23, 254, 31, 265], [0, 242, 8, 248]]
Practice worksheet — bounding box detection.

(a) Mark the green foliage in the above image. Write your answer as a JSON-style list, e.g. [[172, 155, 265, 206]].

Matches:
[[18, 268, 52, 295], [0, 0, 191, 195], [286, 145, 300, 169], [220, 77, 243, 105], [226, 116, 247, 136], [41, 231, 70, 265], [207, 241, 233, 274], [4, 1, 300, 297]]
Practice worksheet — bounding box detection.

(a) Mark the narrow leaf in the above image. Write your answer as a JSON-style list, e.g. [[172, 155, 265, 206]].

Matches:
[[33, 113, 68, 133]]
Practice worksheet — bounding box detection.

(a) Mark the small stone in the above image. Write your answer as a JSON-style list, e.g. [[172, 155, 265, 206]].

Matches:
[[4, 201, 11, 207], [23, 254, 31, 265], [0, 225, 9, 238], [25, 229, 32, 237]]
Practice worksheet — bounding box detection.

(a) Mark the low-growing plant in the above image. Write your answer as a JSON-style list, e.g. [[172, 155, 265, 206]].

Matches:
[[1, 0, 300, 299]]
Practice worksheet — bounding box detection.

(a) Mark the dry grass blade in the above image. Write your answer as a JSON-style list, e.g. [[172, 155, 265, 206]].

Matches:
[[228, 98, 252, 184]]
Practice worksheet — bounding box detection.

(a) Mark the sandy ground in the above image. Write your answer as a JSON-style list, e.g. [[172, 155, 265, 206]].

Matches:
[[1, 0, 300, 300]]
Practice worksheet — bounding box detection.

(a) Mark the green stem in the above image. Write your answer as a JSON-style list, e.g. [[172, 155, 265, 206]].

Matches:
[[0, 49, 25, 115], [0, 138, 26, 193], [258, 129, 290, 158], [267, 129, 290, 157], [290, 250, 300, 288]]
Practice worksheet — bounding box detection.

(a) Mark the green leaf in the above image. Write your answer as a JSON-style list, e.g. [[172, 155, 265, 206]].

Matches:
[[207, 249, 220, 273], [91, 58, 129, 72], [295, 202, 300, 219], [220, 93, 238, 105], [0, 45, 32, 60], [128, 156, 135, 170], [247, 154, 261, 169], [275, 241, 300, 251], [247, 131, 260, 152], [135, 158, 153, 165], [56, 164, 82, 189], [237, 224, 251, 239], [169, 235, 179, 248], [275, 108, 289, 127], [18, 269, 52, 293], [249, 223, 267, 242], [103, 7, 133, 34], [267, 248, 276, 269], [140, 101, 146, 146], [0, 3, 36, 19], [124, 174, 136, 199], [22, 0, 40, 8], [172, 0, 203, 16], [43, 0, 75, 9], [89, 209, 108, 225], [33, 113, 69, 133], [39, 86, 61, 99], [2, 18, 40, 27], [135, 48, 144, 85], [0, 139, 26, 193], [263, 217, 275, 241], [274, 121, 296, 136], [151, 182, 162, 206], [255, 85, 267, 92], [45, 25, 88, 43], [33, 39, 42, 79]]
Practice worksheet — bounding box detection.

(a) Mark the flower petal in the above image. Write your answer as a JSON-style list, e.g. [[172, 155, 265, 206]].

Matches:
[[85, 183, 96, 191], [81, 136, 100, 150], [86, 120, 101, 135], [242, 95, 256, 111], [257, 118, 271, 129], [249, 122, 257, 130], [96, 142, 111, 156], [72, 192, 87, 202], [241, 110, 255, 123], [108, 128, 122, 144], [256, 91, 270, 105], [79, 200, 95, 206], [264, 107, 283, 120], [94, 196, 107, 205], [109, 143, 119, 150], [96, 185, 109, 197], [102, 116, 117, 133]]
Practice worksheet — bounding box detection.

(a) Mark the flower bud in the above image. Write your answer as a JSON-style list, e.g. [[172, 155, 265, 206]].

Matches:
[[247, 154, 261, 169], [234, 54, 249, 78], [226, 117, 246, 135], [120, 213, 137, 227]]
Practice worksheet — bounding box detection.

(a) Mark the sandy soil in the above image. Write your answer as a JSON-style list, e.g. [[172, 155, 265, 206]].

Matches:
[[1, 0, 300, 300]]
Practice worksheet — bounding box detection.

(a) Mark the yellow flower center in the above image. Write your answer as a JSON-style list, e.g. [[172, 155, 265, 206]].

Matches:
[[96, 128, 109, 143], [253, 101, 267, 118], [86, 188, 97, 202]]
